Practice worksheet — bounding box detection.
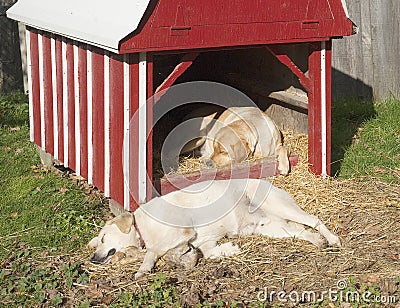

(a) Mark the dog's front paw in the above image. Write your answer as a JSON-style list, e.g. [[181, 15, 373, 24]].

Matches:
[[278, 164, 290, 176], [327, 235, 341, 247], [134, 271, 144, 280], [310, 234, 328, 249], [110, 251, 126, 264]]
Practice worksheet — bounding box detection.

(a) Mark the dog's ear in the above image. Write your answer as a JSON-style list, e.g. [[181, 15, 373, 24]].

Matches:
[[242, 140, 251, 156], [230, 139, 251, 162], [112, 212, 134, 234], [87, 236, 99, 249]]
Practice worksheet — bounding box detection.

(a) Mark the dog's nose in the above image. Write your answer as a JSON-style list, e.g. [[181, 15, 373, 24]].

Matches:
[[90, 249, 117, 264], [204, 158, 215, 168], [90, 254, 103, 264], [107, 248, 116, 257]]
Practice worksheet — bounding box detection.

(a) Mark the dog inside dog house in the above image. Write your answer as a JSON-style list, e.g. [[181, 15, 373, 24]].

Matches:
[[7, 0, 356, 211]]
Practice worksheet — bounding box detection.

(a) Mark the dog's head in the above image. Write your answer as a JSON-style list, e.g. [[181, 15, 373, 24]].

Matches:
[[210, 122, 251, 167], [87, 212, 141, 264]]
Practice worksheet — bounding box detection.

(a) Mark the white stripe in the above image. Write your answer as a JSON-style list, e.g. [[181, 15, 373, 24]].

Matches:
[[38, 33, 45, 149], [26, 30, 34, 142], [321, 41, 327, 176], [87, 48, 93, 184], [138, 52, 147, 203], [123, 55, 130, 211], [62, 40, 68, 167], [51, 37, 58, 160], [74, 44, 81, 176], [340, 0, 350, 18], [104, 53, 110, 197]]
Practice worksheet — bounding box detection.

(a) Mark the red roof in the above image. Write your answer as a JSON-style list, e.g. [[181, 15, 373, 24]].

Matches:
[[120, 0, 356, 53]]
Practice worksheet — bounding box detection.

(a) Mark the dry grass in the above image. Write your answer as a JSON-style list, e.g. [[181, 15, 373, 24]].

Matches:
[[80, 131, 400, 306]]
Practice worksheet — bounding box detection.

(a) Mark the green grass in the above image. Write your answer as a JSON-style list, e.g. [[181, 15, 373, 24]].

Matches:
[[0, 93, 104, 259], [331, 97, 376, 175], [0, 93, 105, 306], [333, 98, 400, 182]]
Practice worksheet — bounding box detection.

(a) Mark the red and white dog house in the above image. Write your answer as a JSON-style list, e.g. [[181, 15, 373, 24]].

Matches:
[[7, 0, 355, 210]]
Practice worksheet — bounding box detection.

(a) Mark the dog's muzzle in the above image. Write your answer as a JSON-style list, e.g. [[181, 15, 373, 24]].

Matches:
[[90, 248, 116, 264]]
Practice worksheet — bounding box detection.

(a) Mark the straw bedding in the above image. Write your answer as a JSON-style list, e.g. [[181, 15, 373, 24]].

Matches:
[[80, 131, 400, 306]]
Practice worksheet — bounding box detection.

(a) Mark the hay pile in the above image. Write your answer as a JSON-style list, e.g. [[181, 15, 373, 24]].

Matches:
[[80, 131, 400, 306]]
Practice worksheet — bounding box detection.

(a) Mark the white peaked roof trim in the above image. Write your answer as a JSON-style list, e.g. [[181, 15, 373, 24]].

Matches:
[[7, 0, 151, 53], [340, 0, 350, 18]]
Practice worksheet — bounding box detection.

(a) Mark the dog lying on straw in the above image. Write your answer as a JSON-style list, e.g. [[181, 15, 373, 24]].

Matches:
[[88, 179, 340, 279], [181, 106, 290, 175]]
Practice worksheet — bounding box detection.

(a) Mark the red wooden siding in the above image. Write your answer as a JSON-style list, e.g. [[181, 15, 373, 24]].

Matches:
[[128, 54, 140, 211], [55, 39, 64, 161], [27, 29, 144, 211], [78, 46, 88, 179], [91, 50, 105, 192], [29, 31, 41, 147], [146, 55, 154, 201], [41, 34, 54, 155], [66, 43, 76, 171], [109, 54, 125, 206]]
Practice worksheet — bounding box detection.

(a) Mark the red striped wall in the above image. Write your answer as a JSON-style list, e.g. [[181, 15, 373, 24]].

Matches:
[[66, 43, 76, 171], [29, 31, 41, 147], [109, 54, 125, 206], [78, 47, 88, 179], [27, 28, 147, 211], [91, 50, 105, 192], [55, 39, 64, 160], [42, 34, 54, 155], [129, 54, 140, 211]]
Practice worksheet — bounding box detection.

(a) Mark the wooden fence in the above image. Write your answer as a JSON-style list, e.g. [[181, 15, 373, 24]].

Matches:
[[0, 0, 23, 93], [332, 0, 400, 100]]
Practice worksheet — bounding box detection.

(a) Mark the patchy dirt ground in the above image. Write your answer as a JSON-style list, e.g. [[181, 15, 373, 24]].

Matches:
[[77, 132, 400, 307]]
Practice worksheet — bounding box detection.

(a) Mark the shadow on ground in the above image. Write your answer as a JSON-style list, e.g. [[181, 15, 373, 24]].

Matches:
[[331, 69, 375, 176]]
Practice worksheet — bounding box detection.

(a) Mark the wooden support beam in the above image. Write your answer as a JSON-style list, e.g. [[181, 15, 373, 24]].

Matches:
[[265, 45, 311, 91], [307, 41, 332, 175], [154, 52, 199, 102], [146, 53, 154, 200]]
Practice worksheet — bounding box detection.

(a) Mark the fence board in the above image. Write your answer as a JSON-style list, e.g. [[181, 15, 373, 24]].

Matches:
[[0, 0, 23, 93], [332, 0, 400, 100]]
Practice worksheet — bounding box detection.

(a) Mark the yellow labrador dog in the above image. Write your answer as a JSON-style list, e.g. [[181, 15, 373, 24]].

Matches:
[[88, 179, 340, 279], [181, 107, 290, 175]]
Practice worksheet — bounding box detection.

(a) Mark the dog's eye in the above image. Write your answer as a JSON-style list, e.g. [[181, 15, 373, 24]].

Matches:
[[100, 235, 105, 244], [219, 147, 227, 154]]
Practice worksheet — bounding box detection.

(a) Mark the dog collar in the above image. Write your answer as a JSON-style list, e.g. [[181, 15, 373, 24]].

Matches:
[[134, 221, 146, 249]]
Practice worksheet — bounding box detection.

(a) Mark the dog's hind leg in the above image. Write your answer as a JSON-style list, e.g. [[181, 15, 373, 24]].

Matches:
[[279, 209, 340, 246], [261, 189, 341, 247], [273, 207, 340, 246], [255, 218, 327, 248]]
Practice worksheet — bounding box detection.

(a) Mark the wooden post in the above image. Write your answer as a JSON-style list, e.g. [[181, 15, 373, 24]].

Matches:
[[146, 53, 154, 201], [308, 41, 332, 176]]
